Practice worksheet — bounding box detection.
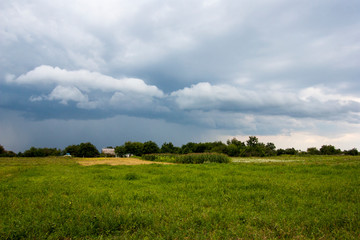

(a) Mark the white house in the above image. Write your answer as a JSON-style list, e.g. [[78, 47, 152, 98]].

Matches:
[[102, 148, 116, 156]]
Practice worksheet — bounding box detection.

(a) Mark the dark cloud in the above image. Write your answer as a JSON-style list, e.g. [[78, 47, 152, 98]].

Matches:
[[1, 0, 360, 151], [3, 68, 360, 128]]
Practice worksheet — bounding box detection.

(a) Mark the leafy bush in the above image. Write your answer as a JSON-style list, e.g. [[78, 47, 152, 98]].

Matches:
[[175, 153, 231, 164], [142, 154, 178, 163], [142, 154, 157, 161]]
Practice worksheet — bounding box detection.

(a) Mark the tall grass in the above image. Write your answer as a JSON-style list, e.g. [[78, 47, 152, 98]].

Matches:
[[0, 156, 359, 239], [143, 153, 231, 164], [142, 153, 178, 162], [175, 153, 231, 164]]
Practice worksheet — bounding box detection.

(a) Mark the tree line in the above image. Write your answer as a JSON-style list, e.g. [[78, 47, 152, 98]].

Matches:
[[114, 137, 358, 157], [1, 136, 358, 157], [0, 143, 99, 158]]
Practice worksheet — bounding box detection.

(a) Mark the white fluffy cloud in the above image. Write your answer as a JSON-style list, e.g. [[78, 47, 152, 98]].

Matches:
[[11, 65, 163, 97], [46, 85, 101, 109], [48, 86, 88, 105], [7, 65, 164, 110]]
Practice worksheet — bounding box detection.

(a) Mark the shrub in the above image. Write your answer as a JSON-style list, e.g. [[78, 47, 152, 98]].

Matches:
[[175, 153, 231, 164], [142, 154, 178, 163], [143, 154, 157, 161]]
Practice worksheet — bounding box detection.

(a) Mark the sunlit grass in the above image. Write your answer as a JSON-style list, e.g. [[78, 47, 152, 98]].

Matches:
[[0, 156, 359, 239]]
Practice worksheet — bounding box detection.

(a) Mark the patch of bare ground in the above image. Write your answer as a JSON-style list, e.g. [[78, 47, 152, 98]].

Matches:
[[77, 157, 174, 166]]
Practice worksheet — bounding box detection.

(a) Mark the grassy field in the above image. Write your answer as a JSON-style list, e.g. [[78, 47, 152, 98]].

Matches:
[[0, 156, 359, 239]]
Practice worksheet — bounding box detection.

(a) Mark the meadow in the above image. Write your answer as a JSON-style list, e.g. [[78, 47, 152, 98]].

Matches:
[[0, 156, 359, 239]]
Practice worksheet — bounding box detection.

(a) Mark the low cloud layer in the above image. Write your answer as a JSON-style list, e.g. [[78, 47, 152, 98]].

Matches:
[[172, 82, 360, 121], [4, 65, 360, 128]]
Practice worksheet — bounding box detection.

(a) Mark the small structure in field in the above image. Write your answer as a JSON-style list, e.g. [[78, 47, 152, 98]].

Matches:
[[102, 148, 116, 157]]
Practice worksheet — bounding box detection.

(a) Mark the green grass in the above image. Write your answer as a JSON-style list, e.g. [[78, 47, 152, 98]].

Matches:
[[1, 156, 360, 239]]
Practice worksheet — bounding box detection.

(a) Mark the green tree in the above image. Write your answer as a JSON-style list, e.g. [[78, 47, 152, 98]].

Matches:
[[78, 142, 99, 157], [320, 145, 341, 155], [307, 147, 320, 155], [0, 145, 5, 155], [161, 142, 176, 153], [63, 144, 80, 156], [64, 143, 99, 157], [0, 145, 17, 157], [124, 141, 144, 156], [227, 138, 245, 148], [5, 151, 16, 157], [143, 141, 160, 154], [246, 136, 259, 147], [276, 148, 286, 155], [23, 147, 38, 157], [194, 143, 207, 153], [115, 146, 126, 157], [344, 148, 358, 156], [277, 148, 298, 156], [285, 148, 297, 155], [181, 142, 196, 154], [226, 144, 240, 157], [265, 142, 276, 156], [242, 136, 263, 157], [209, 141, 227, 153]]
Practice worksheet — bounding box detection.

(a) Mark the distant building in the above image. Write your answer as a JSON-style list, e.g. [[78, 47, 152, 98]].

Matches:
[[102, 148, 116, 157]]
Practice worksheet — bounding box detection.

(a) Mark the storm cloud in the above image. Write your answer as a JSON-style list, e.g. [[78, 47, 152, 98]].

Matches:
[[1, 0, 360, 152]]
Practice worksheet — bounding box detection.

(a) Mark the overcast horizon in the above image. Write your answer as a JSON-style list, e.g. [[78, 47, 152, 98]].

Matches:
[[1, 0, 360, 153]]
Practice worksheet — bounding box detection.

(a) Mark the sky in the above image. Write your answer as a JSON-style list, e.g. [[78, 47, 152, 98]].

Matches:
[[1, 0, 360, 153]]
